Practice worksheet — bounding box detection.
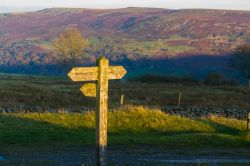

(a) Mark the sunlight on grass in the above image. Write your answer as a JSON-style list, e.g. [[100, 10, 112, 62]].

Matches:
[[0, 105, 249, 147]]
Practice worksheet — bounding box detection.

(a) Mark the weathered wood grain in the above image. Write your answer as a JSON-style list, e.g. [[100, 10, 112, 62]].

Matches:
[[80, 83, 97, 97], [247, 113, 250, 131], [68, 66, 126, 82], [96, 57, 108, 166], [68, 67, 98, 81], [108, 66, 127, 80]]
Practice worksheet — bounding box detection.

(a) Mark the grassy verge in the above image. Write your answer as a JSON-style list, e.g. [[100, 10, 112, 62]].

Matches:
[[0, 105, 249, 148], [0, 73, 250, 109]]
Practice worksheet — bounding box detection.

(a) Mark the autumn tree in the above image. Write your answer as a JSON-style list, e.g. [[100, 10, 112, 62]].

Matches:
[[230, 44, 250, 85], [52, 27, 88, 63]]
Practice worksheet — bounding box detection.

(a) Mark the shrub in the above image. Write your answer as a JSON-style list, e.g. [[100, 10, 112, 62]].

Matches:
[[204, 73, 237, 86]]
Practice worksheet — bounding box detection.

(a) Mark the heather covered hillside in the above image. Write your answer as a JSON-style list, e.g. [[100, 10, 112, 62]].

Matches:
[[0, 8, 249, 80]]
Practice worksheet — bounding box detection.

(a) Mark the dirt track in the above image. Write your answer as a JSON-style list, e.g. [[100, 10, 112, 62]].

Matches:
[[1, 145, 250, 165]]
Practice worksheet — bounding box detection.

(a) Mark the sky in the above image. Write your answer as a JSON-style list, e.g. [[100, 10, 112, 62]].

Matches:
[[0, 0, 250, 13]]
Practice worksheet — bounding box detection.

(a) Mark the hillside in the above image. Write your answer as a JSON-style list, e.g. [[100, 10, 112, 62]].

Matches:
[[0, 8, 250, 79]]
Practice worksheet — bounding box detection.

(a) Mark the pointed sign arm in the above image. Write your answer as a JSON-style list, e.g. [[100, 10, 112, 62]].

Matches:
[[108, 66, 127, 80], [68, 66, 127, 82], [68, 67, 98, 81], [80, 83, 97, 97]]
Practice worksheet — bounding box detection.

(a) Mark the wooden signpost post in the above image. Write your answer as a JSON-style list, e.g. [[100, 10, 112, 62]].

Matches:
[[247, 113, 250, 131], [68, 57, 127, 166]]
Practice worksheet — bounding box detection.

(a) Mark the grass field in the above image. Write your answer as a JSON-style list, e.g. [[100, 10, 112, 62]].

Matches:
[[0, 105, 249, 148], [0, 73, 250, 165], [0, 73, 250, 109], [88, 37, 195, 58], [0, 73, 249, 147]]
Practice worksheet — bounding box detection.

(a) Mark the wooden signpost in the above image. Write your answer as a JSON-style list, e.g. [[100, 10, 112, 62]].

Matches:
[[247, 113, 250, 131], [68, 57, 127, 166]]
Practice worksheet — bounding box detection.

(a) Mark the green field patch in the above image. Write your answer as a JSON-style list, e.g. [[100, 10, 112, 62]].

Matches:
[[0, 106, 249, 147], [0, 73, 250, 109]]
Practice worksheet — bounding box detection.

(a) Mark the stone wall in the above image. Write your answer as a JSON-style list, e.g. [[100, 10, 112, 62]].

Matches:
[[163, 106, 249, 120]]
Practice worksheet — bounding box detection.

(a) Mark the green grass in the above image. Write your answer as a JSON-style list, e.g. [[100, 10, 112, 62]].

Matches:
[[0, 105, 249, 148], [0, 73, 250, 109], [0, 73, 93, 107], [87, 36, 195, 58]]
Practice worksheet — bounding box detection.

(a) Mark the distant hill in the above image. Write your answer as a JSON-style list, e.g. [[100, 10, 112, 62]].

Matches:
[[0, 8, 249, 81]]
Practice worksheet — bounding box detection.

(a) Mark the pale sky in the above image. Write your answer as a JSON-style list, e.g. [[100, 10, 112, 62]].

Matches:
[[0, 0, 250, 13]]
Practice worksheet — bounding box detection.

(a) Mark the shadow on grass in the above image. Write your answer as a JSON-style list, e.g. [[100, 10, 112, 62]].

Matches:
[[0, 114, 95, 146], [1, 113, 250, 165], [197, 119, 242, 135], [0, 114, 249, 148]]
